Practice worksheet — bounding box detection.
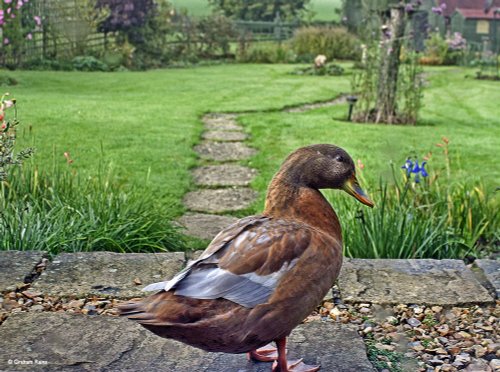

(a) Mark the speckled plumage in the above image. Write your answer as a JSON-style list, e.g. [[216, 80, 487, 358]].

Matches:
[[120, 144, 373, 371]]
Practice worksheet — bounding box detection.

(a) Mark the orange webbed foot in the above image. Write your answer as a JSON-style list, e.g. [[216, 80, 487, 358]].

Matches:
[[272, 358, 320, 372], [247, 343, 286, 362]]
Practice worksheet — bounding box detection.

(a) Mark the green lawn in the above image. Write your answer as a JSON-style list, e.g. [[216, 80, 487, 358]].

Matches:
[[2, 65, 347, 217], [169, 0, 342, 21], [3, 64, 499, 216]]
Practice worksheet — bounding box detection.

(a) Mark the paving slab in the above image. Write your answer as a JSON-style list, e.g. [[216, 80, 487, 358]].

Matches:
[[194, 142, 257, 162], [31, 252, 184, 299], [177, 213, 238, 240], [474, 259, 500, 298], [192, 164, 258, 187], [0, 312, 374, 372], [202, 114, 242, 131], [202, 130, 248, 142], [0, 251, 45, 291], [183, 188, 258, 214], [338, 259, 494, 305]]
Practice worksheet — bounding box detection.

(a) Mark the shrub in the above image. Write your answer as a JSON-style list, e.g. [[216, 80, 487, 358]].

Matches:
[[291, 62, 344, 76], [236, 42, 297, 63], [21, 58, 74, 71], [72, 56, 110, 71], [291, 26, 360, 61]]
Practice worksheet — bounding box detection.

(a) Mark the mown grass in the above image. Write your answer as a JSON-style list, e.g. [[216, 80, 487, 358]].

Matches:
[[168, 0, 343, 21]]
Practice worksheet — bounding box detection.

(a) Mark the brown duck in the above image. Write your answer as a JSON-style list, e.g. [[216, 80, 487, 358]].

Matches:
[[120, 144, 374, 371]]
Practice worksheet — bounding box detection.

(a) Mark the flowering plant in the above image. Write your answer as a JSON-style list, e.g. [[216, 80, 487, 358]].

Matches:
[[0, 93, 33, 181]]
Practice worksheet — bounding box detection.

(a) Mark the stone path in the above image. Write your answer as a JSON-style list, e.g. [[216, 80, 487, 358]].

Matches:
[[179, 95, 351, 242], [180, 112, 260, 240]]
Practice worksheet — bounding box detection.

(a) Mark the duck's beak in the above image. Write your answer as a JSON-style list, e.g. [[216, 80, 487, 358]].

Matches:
[[342, 174, 374, 208]]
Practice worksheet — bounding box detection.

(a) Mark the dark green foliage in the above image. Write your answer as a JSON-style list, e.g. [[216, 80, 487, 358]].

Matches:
[[236, 42, 296, 63], [0, 162, 186, 254], [291, 26, 361, 61], [20, 58, 75, 71], [208, 0, 311, 21], [327, 167, 500, 259], [72, 56, 110, 72], [291, 62, 344, 75]]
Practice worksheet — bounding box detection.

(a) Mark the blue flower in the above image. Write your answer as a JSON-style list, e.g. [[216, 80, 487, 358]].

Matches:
[[401, 159, 413, 176], [402, 158, 429, 182]]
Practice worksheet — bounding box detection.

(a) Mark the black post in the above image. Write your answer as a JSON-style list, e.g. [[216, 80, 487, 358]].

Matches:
[[347, 95, 358, 121]]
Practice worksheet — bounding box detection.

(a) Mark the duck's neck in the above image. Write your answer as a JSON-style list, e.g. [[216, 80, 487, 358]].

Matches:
[[263, 174, 342, 239]]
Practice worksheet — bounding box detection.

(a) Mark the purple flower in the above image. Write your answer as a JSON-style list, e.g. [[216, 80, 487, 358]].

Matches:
[[3, 37, 9, 45], [33, 15, 41, 26], [4, 0, 12, 3]]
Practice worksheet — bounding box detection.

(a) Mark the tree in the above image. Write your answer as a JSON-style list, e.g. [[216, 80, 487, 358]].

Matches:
[[208, 0, 310, 21]]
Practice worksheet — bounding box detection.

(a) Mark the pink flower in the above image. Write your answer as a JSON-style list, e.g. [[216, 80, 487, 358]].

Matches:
[[3, 38, 9, 45], [4, 0, 12, 3], [33, 15, 41, 26], [7, 7, 11, 14], [26, 33, 32, 40]]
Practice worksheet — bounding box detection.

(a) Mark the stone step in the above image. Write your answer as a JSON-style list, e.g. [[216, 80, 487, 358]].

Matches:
[[202, 130, 248, 142], [31, 252, 184, 299], [192, 164, 258, 187], [0, 312, 375, 371], [0, 251, 46, 291], [194, 142, 257, 162], [183, 188, 258, 214], [177, 213, 239, 241], [337, 259, 495, 305]]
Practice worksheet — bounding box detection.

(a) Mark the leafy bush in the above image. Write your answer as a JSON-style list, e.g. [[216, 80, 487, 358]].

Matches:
[[421, 32, 467, 66], [291, 62, 344, 76], [72, 56, 110, 71], [291, 26, 360, 61], [236, 42, 296, 63], [0, 161, 186, 254], [21, 58, 74, 71]]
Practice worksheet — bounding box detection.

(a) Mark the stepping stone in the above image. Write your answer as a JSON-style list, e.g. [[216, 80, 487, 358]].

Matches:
[[192, 165, 258, 187], [337, 259, 494, 305], [474, 259, 500, 298], [0, 251, 45, 291], [202, 114, 242, 131], [178, 213, 238, 240], [31, 252, 184, 299], [202, 130, 248, 142], [183, 188, 258, 214], [0, 312, 374, 371], [195, 142, 257, 162]]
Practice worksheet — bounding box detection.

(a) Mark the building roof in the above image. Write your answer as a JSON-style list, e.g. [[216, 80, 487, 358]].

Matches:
[[437, 0, 500, 17], [456, 7, 500, 18]]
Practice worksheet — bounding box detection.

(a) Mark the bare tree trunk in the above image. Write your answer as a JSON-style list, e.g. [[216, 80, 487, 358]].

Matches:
[[375, 5, 406, 124]]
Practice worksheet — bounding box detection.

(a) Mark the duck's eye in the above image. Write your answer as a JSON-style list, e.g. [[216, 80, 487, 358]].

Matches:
[[334, 155, 344, 162]]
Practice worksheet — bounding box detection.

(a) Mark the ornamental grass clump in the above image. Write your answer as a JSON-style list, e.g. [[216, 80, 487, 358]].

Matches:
[[327, 139, 499, 259]]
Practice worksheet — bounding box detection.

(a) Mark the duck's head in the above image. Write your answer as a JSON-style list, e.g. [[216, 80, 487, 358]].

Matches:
[[278, 144, 374, 208]]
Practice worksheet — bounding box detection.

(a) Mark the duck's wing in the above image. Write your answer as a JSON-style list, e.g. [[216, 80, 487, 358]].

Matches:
[[144, 216, 337, 308]]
